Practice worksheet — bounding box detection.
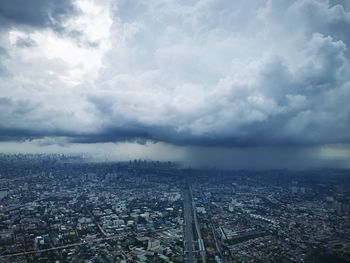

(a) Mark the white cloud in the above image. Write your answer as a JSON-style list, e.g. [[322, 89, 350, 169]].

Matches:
[[0, 0, 350, 150]]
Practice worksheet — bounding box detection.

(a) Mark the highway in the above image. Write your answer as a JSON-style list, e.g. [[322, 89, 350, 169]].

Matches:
[[85, 204, 107, 237], [183, 187, 195, 263], [191, 186, 207, 263]]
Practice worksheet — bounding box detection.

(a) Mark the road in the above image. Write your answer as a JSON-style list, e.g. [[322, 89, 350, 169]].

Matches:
[[85, 204, 107, 237], [183, 187, 195, 263], [191, 186, 207, 263]]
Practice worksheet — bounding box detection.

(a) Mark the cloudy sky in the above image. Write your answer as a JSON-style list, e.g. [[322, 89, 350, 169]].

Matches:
[[0, 0, 350, 168]]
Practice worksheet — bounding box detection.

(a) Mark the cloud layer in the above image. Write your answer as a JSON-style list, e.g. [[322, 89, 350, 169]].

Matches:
[[1, 0, 350, 147], [0, 0, 77, 29]]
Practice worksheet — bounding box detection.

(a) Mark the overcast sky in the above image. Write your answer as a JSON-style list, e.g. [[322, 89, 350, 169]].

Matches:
[[0, 0, 350, 168]]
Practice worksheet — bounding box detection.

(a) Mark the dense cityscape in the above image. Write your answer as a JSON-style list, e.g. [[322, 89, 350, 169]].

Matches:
[[0, 154, 349, 263]]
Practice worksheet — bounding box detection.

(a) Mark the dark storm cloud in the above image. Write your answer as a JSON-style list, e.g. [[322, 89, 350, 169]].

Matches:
[[0, 97, 41, 138], [0, 0, 350, 154], [0, 96, 152, 143], [0, 0, 78, 29], [0, 127, 55, 142], [68, 127, 153, 144]]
